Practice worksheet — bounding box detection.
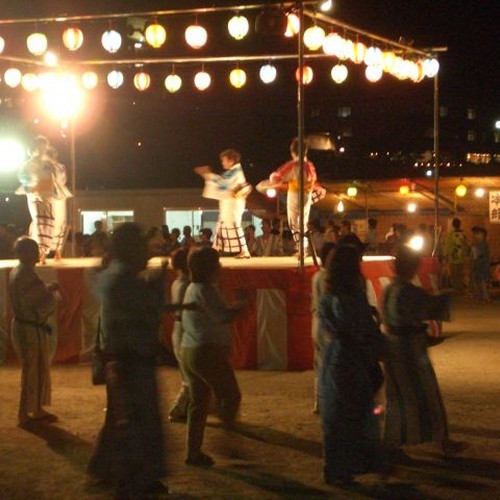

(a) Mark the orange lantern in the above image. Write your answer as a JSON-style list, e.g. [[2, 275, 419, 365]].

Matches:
[[62, 27, 84, 51], [295, 65, 313, 85], [285, 13, 300, 37], [134, 71, 151, 91]]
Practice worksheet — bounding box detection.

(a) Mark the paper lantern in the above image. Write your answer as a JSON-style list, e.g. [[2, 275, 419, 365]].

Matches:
[[408, 61, 425, 82], [133, 71, 151, 91], [364, 46, 383, 66], [27, 32, 48, 56], [407, 203, 417, 213], [259, 63, 277, 84], [382, 51, 397, 72], [423, 58, 439, 78], [330, 64, 348, 84], [337, 200, 344, 212], [347, 186, 357, 197], [101, 29, 122, 53], [365, 65, 383, 82], [4, 68, 22, 88], [62, 27, 84, 51], [107, 70, 124, 89], [295, 66, 313, 85], [145, 22, 166, 48], [284, 13, 300, 37], [228, 15, 249, 40], [455, 184, 467, 197], [230, 68, 246, 88], [185, 24, 207, 49], [0, 36, 4, 54], [21, 73, 39, 92], [351, 41, 367, 64], [474, 187, 485, 198], [82, 71, 98, 90], [164, 73, 182, 93], [194, 70, 211, 91], [303, 25, 325, 50]]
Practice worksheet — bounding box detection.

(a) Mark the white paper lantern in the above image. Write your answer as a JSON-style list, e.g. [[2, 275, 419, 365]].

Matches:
[[82, 71, 98, 90], [194, 70, 211, 91], [351, 42, 367, 64], [230, 68, 246, 88], [259, 64, 277, 84], [4, 68, 22, 88], [107, 70, 124, 89], [365, 65, 383, 82], [285, 13, 300, 37], [364, 46, 383, 66], [228, 15, 249, 40], [21, 73, 39, 92], [0, 36, 5, 54], [330, 64, 348, 84], [101, 29, 122, 53], [303, 25, 325, 51], [164, 73, 182, 93], [27, 32, 48, 56], [185, 25, 207, 49], [423, 58, 439, 78]]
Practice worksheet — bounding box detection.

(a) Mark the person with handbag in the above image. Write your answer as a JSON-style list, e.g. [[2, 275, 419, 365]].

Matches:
[[318, 245, 386, 485], [9, 237, 60, 426], [87, 223, 168, 498]]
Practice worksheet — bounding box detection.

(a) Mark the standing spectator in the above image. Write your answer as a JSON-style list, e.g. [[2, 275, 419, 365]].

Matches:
[[382, 246, 463, 456], [169, 248, 191, 422], [197, 228, 213, 248], [255, 219, 281, 256], [88, 220, 110, 257], [181, 225, 196, 248], [181, 247, 246, 466], [244, 224, 258, 256], [470, 226, 491, 302], [323, 220, 339, 244], [364, 218, 379, 255], [87, 223, 168, 498], [443, 218, 468, 293], [10, 237, 60, 426], [307, 221, 324, 257], [167, 228, 181, 255], [337, 219, 365, 256], [310, 242, 336, 414], [319, 245, 386, 484]]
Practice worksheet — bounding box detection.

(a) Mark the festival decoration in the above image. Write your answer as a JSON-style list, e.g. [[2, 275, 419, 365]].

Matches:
[[259, 63, 277, 83], [194, 70, 211, 91], [382, 51, 397, 72], [27, 32, 48, 56], [0, 36, 4, 54], [107, 70, 124, 89], [295, 65, 313, 85], [21, 73, 39, 92], [284, 13, 300, 37], [164, 73, 182, 93], [474, 187, 485, 198], [423, 57, 439, 78], [364, 46, 383, 66], [455, 184, 467, 197], [228, 14, 249, 40], [133, 71, 151, 91], [62, 27, 84, 51], [145, 22, 166, 48], [185, 24, 207, 49], [230, 68, 247, 88], [82, 71, 98, 90], [346, 185, 357, 197], [303, 25, 325, 50], [351, 41, 367, 64], [331, 63, 348, 84], [101, 29, 122, 53], [365, 64, 383, 82], [4, 68, 22, 88]]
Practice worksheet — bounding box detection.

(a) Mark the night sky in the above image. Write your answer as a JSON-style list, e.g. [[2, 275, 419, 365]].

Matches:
[[0, 0, 498, 192]]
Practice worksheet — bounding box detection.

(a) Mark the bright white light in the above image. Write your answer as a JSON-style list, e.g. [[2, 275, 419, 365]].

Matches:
[[425, 169, 433, 177], [407, 235, 424, 251], [319, 0, 333, 12], [266, 188, 277, 198], [259, 64, 277, 84], [0, 139, 26, 173], [43, 51, 58, 67], [41, 73, 84, 120], [337, 200, 344, 212], [407, 202, 417, 213], [495, 120, 500, 130], [474, 187, 485, 198]]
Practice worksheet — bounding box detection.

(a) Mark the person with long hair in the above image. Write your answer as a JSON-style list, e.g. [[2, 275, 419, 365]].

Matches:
[[319, 245, 386, 485]]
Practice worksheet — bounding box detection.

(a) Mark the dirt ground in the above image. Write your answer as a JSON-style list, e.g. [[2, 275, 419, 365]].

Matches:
[[1, 295, 499, 500]]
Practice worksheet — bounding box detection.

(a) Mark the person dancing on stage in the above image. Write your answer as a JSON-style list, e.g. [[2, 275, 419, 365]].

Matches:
[[16, 136, 72, 262], [268, 138, 320, 258], [195, 149, 251, 259]]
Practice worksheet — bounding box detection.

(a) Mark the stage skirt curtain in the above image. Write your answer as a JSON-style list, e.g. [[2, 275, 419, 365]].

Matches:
[[0, 257, 441, 369]]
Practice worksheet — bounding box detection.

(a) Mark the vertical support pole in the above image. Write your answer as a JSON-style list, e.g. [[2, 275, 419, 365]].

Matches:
[[70, 120, 77, 257], [432, 71, 440, 256], [297, 1, 305, 270]]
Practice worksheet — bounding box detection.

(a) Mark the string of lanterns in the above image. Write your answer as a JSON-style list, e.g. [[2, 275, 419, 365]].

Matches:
[[0, 12, 439, 89]]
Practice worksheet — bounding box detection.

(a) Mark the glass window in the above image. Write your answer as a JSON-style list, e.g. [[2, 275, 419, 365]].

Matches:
[[80, 210, 134, 234], [467, 130, 476, 142], [467, 108, 476, 120]]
